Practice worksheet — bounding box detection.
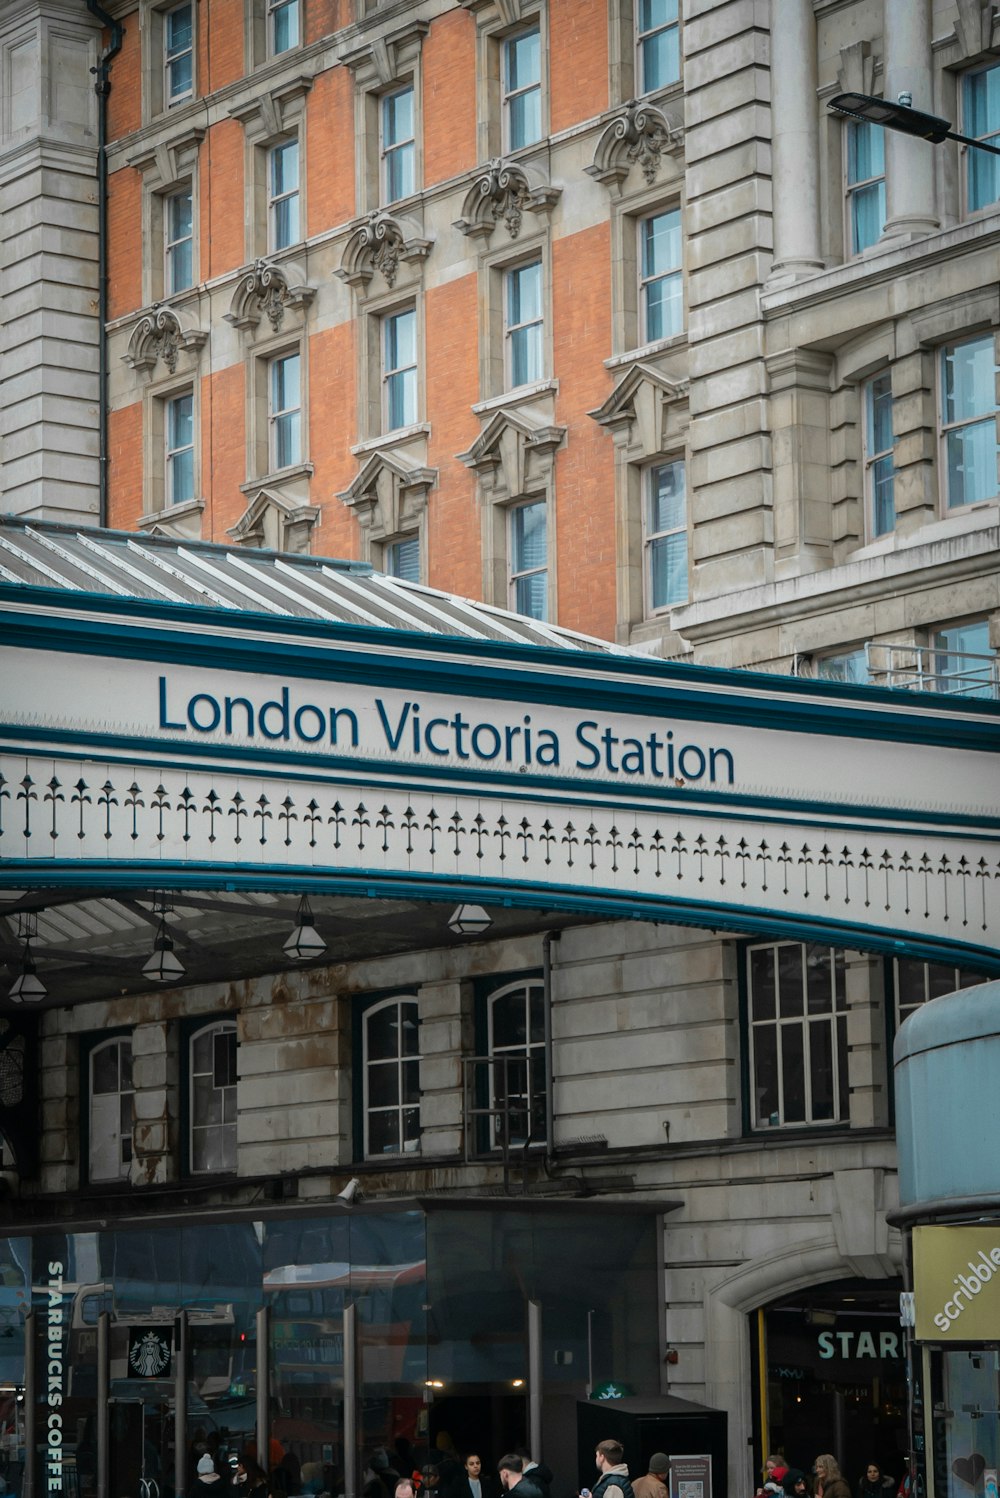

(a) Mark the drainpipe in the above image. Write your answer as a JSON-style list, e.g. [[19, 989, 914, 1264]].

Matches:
[[542, 930, 560, 1166], [84, 0, 124, 527]]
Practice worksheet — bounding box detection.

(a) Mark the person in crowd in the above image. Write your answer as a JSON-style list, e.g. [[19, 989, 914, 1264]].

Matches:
[[234, 1456, 270, 1498], [191, 1455, 226, 1497], [632, 1454, 669, 1498], [858, 1465, 894, 1498], [782, 1471, 808, 1498], [515, 1450, 552, 1498], [449, 1453, 498, 1498], [396, 1483, 415, 1498], [813, 1456, 851, 1498], [498, 1455, 543, 1498], [581, 1441, 635, 1498]]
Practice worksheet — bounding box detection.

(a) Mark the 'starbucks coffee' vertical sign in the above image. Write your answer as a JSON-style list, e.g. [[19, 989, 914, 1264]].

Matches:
[[32, 1237, 70, 1495]]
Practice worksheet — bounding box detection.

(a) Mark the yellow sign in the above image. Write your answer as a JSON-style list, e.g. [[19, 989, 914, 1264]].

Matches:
[[913, 1225, 1000, 1341]]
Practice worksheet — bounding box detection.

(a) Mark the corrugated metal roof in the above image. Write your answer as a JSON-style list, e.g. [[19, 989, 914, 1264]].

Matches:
[[0, 516, 624, 654]]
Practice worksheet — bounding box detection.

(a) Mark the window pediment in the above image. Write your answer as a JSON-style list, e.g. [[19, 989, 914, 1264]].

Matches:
[[589, 361, 688, 452], [342, 18, 429, 87], [954, 0, 1000, 58], [337, 449, 437, 541], [228, 74, 312, 139], [587, 99, 683, 194], [128, 126, 205, 189], [454, 157, 561, 240], [336, 209, 432, 290], [224, 258, 316, 333], [123, 304, 208, 375], [458, 405, 565, 502], [228, 486, 320, 553]]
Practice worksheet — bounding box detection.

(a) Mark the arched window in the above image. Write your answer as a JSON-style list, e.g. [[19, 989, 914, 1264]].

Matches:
[[90, 1036, 134, 1183], [363, 996, 420, 1158], [189, 1020, 237, 1174], [488, 978, 547, 1147]]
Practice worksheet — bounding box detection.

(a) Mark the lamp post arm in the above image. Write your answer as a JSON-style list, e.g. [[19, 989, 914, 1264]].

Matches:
[[944, 128, 1000, 157]]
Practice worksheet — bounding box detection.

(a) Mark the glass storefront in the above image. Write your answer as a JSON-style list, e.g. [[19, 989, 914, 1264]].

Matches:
[[928, 1348, 999, 1498], [1, 1204, 658, 1498], [759, 1280, 908, 1486]]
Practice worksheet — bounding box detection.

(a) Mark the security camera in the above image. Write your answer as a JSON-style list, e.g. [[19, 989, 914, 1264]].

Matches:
[[336, 1177, 362, 1204]]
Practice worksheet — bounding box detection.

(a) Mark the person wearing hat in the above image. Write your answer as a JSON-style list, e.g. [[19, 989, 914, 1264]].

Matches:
[[190, 1454, 226, 1497], [632, 1455, 669, 1498]]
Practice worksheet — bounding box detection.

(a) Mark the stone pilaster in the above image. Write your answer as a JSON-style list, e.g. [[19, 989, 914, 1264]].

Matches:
[[881, 0, 939, 241], [889, 349, 937, 534], [0, 0, 102, 523], [844, 953, 889, 1131], [684, 0, 774, 599], [767, 0, 823, 283], [131, 1020, 177, 1187], [766, 347, 835, 577], [416, 979, 468, 1157]]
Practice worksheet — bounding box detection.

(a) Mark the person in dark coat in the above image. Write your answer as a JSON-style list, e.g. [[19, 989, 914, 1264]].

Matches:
[[515, 1452, 552, 1498], [813, 1456, 851, 1498], [857, 1464, 894, 1498], [498, 1456, 544, 1498], [449, 1454, 498, 1498], [191, 1455, 227, 1498]]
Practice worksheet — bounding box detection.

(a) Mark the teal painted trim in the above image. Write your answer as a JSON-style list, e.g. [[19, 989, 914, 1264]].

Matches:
[[5, 596, 999, 752], [2, 858, 998, 975], [5, 736, 1000, 841]]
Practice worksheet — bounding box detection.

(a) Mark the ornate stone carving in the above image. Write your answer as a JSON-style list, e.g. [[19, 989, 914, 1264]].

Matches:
[[228, 487, 320, 554], [123, 305, 208, 375], [457, 406, 565, 501], [454, 158, 561, 240], [224, 259, 315, 333], [587, 101, 683, 192], [336, 211, 432, 290]]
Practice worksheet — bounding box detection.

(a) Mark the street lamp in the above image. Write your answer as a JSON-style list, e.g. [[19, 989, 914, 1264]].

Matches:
[[829, 91, 1000, 156]]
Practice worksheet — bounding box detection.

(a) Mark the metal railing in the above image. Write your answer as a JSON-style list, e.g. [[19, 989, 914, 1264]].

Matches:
[[865, 642, 999, 699]]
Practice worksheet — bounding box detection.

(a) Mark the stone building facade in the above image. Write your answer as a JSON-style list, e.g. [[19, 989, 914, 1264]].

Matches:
[[1, 0, 1000, 1495]]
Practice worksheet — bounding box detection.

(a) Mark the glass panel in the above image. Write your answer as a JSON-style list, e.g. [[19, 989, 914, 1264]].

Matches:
[[809, 1018, 835, 1120], [804, 945, 833, 1014], [385, 140, 414, 202], [508, 260, 541, 325], [213, 1029, 237, 1088], [368, 1061, 400, 1110], [400, 1002, 419, 1055], [780, 1024, 805, 1123], [367, 1003, 400, 1061], [946, 420, 998, 507], [817, 650, 868, 685], [194, 1072, 222, 1126], [528, 984, 545, 1042], [383, 87, 413, 147], [648, 459, 685, 532], [752, 1024, 778, 1125], [514, 571, 547, 619], [387, 367, 416, 429], [639, 0, 677, 25], [192, 1027, 213, 1074], [851, 178, 885, 254], [274, 409, 300, 470], [511, 500, 546, 571], [641, 27, 679, 91], [871, 453, 895, 535], [943, 337, 996, 423], [386, 309, 415, 370], [492, 990, 527, 1048], [510, 322, 543, 386], [847, 119, 884, 185], [386, 534, 420, 580], [643, 210, 680, 278], [777, 943, 804, 1017], [401, 1105, 420, 1146], [749, 946, 776, 1021], [92, 1041, 120, 1094], [271, 139, 298, 197], [506, 28, 539, 91], [368, 1108, 401, 1155], [272, 0, 299, 53], [644, 271, 683, 341], [169, 393, 193, 450], [648, 532, 687, 610], [964, 66, 1000, 210], [402, 1058, 420, 1105], [895, 956, 927, 1019]]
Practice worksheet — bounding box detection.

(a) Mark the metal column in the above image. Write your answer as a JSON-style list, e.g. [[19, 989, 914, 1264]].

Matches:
[[343, 1301, 358, 1498], [174, 1311, 187, 1498], [256, 1306, 269, 1476], [97, 1312, 110, 1498], [527, 1299, 543, 1460], [22, 1311, 35, 1498]]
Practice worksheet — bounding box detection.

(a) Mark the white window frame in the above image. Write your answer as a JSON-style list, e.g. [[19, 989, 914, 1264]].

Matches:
[[863, 371, 895, 538], [939, 334, 1000, 512], [268, 137, 300, 252], [189, 1020, 237, 1175], [164, 1, 194, 106], [746, 941, 850, 1131], [268, 351, 302, 472], [639, 207, 683, 344], [504, 259, 544, 390], [502, 25, 541, 152], [164, 184, 194, 297], [165, 390, 195, 505], [487, 978, 547, 1149], [844, 118, 886, 256], [643, 458, 687, 614], [636, 0, 679, 95], [89, 1036, 134, 1184], [961, 61, 1000, 217], [362, 995, 421, 1159], [382, 307, 418, 431], [268, 0, 300, 55], [380, 84, 415, 205]]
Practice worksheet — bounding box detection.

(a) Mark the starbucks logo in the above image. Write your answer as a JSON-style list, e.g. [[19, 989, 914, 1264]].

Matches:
[[129, 1329, 172, 1378]]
